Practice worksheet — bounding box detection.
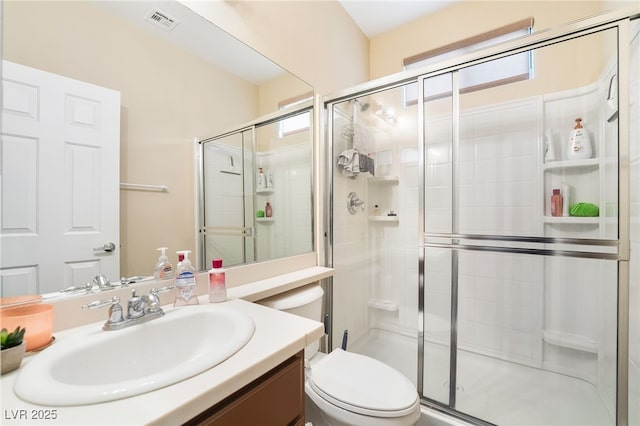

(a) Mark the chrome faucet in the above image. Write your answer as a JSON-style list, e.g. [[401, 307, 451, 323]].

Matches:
[[61, 273, 121, 294], [82, 286, 173, 331]]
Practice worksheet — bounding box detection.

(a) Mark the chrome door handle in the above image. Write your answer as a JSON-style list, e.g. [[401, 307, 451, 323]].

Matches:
[[94, 242, 116, 253]]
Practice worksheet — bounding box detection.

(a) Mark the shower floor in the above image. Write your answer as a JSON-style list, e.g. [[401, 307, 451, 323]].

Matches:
[[349, 328, 614, 426]]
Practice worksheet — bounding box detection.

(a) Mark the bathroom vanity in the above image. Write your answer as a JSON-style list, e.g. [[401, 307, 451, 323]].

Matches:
[[0, 282, 327, 425]]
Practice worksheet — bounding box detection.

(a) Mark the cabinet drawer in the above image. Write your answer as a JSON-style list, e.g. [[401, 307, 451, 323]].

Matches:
[[187, 351, 304, 426]]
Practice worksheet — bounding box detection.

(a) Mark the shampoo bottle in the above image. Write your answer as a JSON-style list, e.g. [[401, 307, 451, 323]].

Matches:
[[567, 118, 592, 160], [544, 130, 555, 162], [208, 259, 227, 303], [154, 247, 173, 280], [265, 202, 273, 218], [266, 170, 274, 188], [551, 189, 563, 217], [174, 250, 199, 306], [257, 167, 265, 189]]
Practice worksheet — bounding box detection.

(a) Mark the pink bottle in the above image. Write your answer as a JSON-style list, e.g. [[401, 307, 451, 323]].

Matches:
[[551, 189, 563, 217]]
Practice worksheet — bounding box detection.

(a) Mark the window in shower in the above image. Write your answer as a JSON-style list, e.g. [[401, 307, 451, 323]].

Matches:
[[421, 26, 621, 425], [405, 18, 533, 105], [278, 92, 313, 137]]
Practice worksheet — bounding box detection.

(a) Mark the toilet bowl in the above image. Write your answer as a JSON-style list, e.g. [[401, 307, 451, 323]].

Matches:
[[258, 284, 420, 426]]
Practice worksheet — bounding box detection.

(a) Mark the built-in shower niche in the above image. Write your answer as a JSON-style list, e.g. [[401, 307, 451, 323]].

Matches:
[[367, 175, 399, 222]]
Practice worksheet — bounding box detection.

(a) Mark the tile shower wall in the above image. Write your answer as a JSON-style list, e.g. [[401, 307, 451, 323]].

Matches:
[[256, 143, 312, 260], [425, 98, 544, 366], [366, 114, 420, 336], [332, 110, 370, 349]]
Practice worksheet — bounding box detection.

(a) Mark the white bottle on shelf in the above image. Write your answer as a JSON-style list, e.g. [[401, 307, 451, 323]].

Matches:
[[257, 167, 265, 189], [544, 130, 555, 162], [567, 118, 592, 160], [266, 170, 274, 188]]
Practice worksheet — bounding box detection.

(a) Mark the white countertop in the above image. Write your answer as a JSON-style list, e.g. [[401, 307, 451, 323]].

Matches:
[[0, 297, 325, 425]]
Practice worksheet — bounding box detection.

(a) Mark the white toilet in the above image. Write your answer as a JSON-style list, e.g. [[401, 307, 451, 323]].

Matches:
[[258, 284, 421, 426]]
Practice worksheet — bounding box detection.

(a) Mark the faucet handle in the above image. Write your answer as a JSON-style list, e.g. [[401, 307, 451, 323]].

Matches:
[[82, 296, 120, 310], [150, 285, 174, 296], [144, 285, 174, 313], [82, 296, 124, 329]]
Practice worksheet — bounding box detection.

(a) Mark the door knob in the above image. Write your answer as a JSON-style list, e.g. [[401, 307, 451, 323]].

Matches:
[[94, 242, 116, 253]]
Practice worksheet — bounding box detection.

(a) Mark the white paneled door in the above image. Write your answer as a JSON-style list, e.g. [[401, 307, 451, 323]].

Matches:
[[1, 61, 120, 296]]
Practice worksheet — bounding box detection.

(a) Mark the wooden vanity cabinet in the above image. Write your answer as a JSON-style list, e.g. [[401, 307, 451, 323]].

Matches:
[[185, 351, 305, 426]]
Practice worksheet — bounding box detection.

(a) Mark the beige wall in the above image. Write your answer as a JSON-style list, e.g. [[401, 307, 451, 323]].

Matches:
[[369, 1, 612, 80], [181, 0, 371, 95]]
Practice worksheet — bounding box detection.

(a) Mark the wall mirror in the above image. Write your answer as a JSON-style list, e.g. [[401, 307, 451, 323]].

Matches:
[[1, 0, 313, 299]]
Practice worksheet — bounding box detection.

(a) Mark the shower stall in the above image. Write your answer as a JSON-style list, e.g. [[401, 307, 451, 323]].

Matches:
[[326, 11, 638, 426]]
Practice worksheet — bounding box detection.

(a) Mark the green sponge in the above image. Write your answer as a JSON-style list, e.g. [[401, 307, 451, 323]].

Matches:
[[569, 203, 599, 217]]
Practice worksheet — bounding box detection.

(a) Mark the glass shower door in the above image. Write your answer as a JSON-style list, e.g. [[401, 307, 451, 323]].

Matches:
[[201, 129, 255, 267], [422, 27, 621, 425]]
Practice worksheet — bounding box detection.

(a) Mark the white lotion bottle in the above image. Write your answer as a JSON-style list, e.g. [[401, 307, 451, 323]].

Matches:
[[567, 118, 592, 160], [257, 167, 265, 189], [209, 259, 227, 303]]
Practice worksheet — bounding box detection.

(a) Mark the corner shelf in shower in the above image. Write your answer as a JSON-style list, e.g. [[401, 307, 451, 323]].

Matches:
[[542, 329, 598, 353], [368, 175, 400, 184], [368, 216, 399, 222], [543, 216, 599, 225], [257, 218, 275, 223], [256, 188, 274, 194], [367, 299, 399, 311], [543, 158, 599, 171]]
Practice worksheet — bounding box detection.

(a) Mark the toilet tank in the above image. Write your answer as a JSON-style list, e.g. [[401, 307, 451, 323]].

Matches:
[[258, 284, 324, 357]]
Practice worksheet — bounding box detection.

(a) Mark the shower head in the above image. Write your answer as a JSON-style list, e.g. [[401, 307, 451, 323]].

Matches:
[[354, 99, 370, 112]]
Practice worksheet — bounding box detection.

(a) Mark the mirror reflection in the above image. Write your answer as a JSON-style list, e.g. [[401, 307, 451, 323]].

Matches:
[[200, 108, 314, 268], [0, 0, 313, 297]]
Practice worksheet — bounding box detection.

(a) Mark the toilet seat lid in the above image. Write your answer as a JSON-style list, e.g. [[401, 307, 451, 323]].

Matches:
[[308, 349, 418, 417]]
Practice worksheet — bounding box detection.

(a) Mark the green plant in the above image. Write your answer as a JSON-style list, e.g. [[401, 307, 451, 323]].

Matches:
[[1, 326, 26, 350]]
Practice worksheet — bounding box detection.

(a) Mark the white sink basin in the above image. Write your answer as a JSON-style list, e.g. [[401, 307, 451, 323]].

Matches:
[[14, 305, 255, 406]]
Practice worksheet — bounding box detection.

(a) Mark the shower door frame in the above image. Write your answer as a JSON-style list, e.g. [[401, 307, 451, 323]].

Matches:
[[324, 8, 638, 426]]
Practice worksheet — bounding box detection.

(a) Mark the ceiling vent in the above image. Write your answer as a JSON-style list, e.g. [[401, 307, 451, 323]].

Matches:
[[145, 8, 179, 32]]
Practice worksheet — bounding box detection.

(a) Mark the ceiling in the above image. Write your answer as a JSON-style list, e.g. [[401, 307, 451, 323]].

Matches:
[[339, 0, 460, 38]]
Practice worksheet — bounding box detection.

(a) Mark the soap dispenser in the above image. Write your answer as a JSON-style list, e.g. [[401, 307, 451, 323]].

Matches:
[[174, 250, 199, 306], [567, 118, 592, 160], [154, 247, 173, 280]]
